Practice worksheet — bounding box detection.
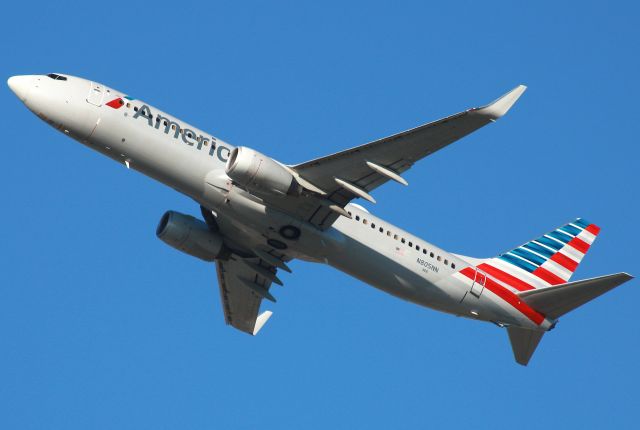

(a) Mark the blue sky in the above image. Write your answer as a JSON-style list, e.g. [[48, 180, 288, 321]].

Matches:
[[1, 1, 638, 428]]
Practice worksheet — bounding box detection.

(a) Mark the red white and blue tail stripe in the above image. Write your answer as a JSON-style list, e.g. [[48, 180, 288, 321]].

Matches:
[[484, 218, 600, 290]]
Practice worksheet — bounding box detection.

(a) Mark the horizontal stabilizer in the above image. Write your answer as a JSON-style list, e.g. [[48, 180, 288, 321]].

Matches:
[[517, 272, 633, 319], [507, 326, 544, 366]]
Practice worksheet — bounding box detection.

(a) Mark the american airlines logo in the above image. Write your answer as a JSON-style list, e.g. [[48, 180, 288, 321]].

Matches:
[[107, 97, 231, 163]]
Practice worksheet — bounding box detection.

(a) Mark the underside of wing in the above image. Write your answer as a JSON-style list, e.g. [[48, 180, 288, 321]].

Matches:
[[215, 254, 285, 335]]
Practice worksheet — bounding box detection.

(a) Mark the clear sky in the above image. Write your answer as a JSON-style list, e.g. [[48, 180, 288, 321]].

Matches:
[[1, 1, 638, 428]]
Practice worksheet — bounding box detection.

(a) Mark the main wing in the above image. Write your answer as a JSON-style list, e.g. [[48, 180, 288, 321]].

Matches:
[[215, 252, 289, 335], [286, 85, 526, 229]]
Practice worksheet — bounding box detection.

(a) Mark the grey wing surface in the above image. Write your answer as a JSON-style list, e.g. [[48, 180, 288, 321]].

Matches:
[[270, 85, 526, 229], [215, 257, 280, 335]]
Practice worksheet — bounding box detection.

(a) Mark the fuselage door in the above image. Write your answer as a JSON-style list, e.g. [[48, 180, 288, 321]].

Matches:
[[86, 82, 105, 106], [470, 269, 486, 298]]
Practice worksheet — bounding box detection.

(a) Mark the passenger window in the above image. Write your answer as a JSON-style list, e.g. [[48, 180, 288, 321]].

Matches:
[[416, 245, 420, 251], [386, 231, 391, 237], [430, 252, 434, 258], [422, 249, 427, 254], [171, 125, 176, 130], [355, 215, 360, 221], [444, 259, 448, 265], [363, 219, 368, 225], [134, 106, 138, 111], [126, 102, 131, 108], [394, 234, 398, 240], [401, 238, 406, 244], [379, 227, 383, 233], [348, 211, 352, 216], [163, 121, 168, 126], [451, 263, 456, 269], [437, 256, 442, 262], [371, 223, 375, 228]]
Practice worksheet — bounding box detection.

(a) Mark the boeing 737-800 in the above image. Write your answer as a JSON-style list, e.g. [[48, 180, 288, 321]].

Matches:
[[8, 73, 632, 365]]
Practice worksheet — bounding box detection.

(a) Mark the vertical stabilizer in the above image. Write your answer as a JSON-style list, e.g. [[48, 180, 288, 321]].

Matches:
[[507, 326, 545, 366], [481, 218, 601, 291]]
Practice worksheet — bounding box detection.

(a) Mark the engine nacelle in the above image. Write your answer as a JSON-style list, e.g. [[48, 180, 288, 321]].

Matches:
[[156, 211, 229, 262], [226, 146, 300, 196]]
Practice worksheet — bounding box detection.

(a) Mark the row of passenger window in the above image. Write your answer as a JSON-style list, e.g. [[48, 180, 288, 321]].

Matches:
[[348, 211, 455, 269]]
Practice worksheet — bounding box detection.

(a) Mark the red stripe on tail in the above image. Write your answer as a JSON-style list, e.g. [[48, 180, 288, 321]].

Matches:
[[477, 263, 535, 292], [586, 224, 601, 235], [568, 237, 590, 254], [550, 252, 578, 272], [532, 267, 565, 285]]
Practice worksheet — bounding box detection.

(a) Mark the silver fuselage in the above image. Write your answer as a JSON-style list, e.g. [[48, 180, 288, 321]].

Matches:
[[8, 73, 553, 331]]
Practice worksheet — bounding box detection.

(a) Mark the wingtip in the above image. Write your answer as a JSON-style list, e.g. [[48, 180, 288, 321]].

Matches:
[[478, 84, 527, 120], [252, 310, 273, 335], [606, 272, 634, 282], [620, 272, 634, 281]]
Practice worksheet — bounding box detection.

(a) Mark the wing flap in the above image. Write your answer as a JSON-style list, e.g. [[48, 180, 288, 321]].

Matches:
[[215, 256, 282, 335]]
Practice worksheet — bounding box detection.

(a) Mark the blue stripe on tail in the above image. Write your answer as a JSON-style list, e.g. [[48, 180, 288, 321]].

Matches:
[[574, 218, 591, 229], [524, 242, 554, 258], [548, 230, 572, 244], [537, 236, 564, 250], [511, 247, 546, 266], [559, 224, 582, 237], [500, 254, 537, 272]]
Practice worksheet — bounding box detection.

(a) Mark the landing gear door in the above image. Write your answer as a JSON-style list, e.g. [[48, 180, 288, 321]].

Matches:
[[86, 82, 105, 106], [470, 269, 486, 298]]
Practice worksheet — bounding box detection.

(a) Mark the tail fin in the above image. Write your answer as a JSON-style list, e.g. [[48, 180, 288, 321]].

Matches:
[[480, 218, 601, 291]]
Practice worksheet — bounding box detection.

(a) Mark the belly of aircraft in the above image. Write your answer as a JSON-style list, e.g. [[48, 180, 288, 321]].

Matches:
[[320, 235, 458, 313]]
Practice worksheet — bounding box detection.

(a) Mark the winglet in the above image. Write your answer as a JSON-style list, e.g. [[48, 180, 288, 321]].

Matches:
[[478, 85, 527, 120], [253, 311, 273, 335]]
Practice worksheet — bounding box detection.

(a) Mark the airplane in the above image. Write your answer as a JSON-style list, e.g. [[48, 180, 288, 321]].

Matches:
[[7, 73, 633, 366]]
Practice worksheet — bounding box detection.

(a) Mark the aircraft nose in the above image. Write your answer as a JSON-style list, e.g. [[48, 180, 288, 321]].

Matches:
[[7, 75, 33, 101]]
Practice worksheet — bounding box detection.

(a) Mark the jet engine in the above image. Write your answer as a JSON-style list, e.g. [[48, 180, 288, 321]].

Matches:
[[156, 211, 229, 261], [226, 146, 300, 196]]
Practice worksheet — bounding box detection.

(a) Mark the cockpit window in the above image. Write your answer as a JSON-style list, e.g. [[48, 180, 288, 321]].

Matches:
[[47, 73, 68, 81]]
